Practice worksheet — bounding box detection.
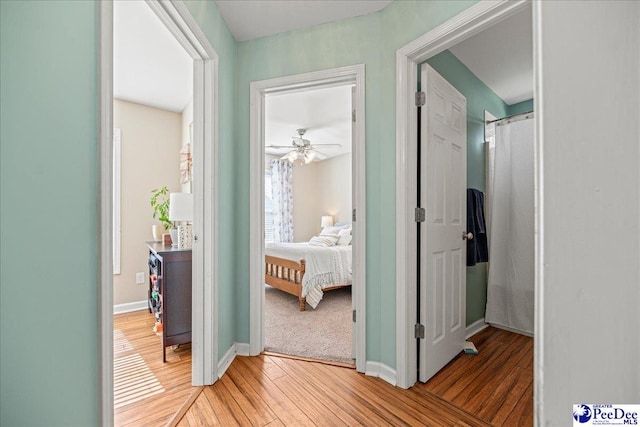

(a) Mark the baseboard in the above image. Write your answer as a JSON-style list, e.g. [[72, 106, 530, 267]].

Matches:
[[365, 361, 397, 386], [465, 317, 489, 339], [235, 342, 250, 356], [217, 344, 236, 379], [113, 300, 148, 315]]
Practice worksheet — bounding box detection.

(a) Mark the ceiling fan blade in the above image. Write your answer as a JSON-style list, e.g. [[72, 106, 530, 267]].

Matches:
[[312, 150, 328, 160], [310, 143, 342, 147], [266, 145, 292, 149]]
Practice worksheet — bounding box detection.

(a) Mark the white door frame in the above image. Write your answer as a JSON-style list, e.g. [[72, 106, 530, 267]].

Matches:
[[249, 65, 366, 373], [394, 0, 530, 389], [99, 1, 219, 425]]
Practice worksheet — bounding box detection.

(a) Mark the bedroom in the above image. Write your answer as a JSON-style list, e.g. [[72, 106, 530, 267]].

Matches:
[[263, 83, 355, 365]]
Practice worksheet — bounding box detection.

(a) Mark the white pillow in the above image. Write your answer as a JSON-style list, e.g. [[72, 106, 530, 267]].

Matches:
[[309, 234, 339, 247], [337, 229, 352, 246], [320, 225, 350, 236]]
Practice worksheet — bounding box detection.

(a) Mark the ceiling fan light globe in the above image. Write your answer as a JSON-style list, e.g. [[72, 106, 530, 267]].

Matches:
[[305, 151, 316, 163]]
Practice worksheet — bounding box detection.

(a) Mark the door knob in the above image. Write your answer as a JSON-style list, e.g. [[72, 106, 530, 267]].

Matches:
[[462, 231, 473, 240]]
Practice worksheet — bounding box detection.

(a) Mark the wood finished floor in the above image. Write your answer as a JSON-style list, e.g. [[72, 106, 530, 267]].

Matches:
[[114, 310, 193, 426], [115, 311, 533, 426]]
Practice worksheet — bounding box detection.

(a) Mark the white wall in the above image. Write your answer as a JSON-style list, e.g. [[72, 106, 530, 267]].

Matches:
[[292, 153, 352, 241], [316, 153, 352, 224], [536, 1, 640, 423], [113, 99, 182, 306], [181, 97, 193, 193], [292, 161, 321, 241]]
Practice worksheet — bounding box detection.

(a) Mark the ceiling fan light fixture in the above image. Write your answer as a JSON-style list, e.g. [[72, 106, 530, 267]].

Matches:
[[304, 151, 316, 164]]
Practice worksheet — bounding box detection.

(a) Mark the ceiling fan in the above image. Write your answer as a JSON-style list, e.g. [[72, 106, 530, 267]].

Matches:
[[267, 128, 342, 164]]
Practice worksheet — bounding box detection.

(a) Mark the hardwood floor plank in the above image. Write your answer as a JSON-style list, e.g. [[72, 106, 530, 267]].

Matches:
[[184, 391, 222, 426], [232, 356, 316, 426], [225, 363, 279, 424], [268, 357, 364, 426], [502, 382, 534, 426], [201, 385, 246, 426], [219, 370, 277, 426], [447, 335, 529, 404], [117, 313, 532, 427], [166, 386, 204, 427], [114, 310, 194, 427], [487, 368, 533, 426], [457, 343, 530, 413], [272, 356, 390, 425], [271, 373, 352, 426], [298, 358, 421, 426]]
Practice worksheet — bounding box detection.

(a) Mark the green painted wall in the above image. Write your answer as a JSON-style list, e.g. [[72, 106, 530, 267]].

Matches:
[[182, 1, 238, 360], [0, 1, 99, 425], [425, 50, 509, 325], [1, 1, 493, 422], [508, 98, 534, 116], [234, 1, 477, 368]]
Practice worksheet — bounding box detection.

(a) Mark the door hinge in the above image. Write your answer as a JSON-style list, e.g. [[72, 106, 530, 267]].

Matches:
[[352, 208, 356, 222], [415, 323, 425, 339], [415, 91, 425, 107], [352, 109, 356, 122], [352, 309, 356, 322], [415, 207, 426, 222]]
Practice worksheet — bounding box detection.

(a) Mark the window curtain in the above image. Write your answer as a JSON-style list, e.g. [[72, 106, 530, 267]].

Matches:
[[485, 117, 535, 335], [270, 159, 294, 242]]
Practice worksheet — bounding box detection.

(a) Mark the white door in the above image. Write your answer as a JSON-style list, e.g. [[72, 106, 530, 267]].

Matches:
[[419, 64, 467, 383]]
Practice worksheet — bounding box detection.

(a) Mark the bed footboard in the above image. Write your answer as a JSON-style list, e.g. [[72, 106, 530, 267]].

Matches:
[[265, 255, 307, 311]]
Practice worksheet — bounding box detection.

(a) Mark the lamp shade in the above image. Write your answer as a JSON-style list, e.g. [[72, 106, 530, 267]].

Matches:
[[321, 215, 333, 228], [169, 193, 193, 222]]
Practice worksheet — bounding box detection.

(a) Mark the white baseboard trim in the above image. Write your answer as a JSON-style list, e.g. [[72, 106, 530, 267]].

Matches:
[[365, 361, 397, 386], [113, 300, 148, 315], [465, 317, 489, 339], [235, 342, 250, 356], [217, 343, 251, 379], [217, 344, 236, 379]]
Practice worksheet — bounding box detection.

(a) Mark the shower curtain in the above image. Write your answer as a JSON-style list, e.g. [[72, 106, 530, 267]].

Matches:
[[485, 117, 535, 335]]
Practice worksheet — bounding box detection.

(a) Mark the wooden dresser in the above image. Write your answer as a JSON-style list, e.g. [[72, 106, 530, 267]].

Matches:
[[147, 242, 192, 362]]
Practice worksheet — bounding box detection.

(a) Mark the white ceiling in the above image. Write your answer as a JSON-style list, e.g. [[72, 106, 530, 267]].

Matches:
[[449, 6, 533, 105], [114, 1, 192, 113], [265, 85, 352, 162], [113, 1, 531, 116], [215, 0, 393, 42]]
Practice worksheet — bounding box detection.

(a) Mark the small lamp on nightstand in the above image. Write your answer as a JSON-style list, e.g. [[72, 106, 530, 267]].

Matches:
[[169, 193, 193, 249], [321, 215, 333, 229]]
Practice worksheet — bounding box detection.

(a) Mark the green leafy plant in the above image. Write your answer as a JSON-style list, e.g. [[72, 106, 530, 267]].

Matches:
[[150, 186, 172, 230]]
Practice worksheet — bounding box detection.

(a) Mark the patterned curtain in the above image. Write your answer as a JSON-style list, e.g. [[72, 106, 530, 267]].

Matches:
[[270, 159, 294, 242]]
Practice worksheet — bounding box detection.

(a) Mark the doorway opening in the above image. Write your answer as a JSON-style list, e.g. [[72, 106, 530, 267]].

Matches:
[[263, 84, 355, 365], [249, 65, 366, 373], [99, 1, 219, 424], [395, 0, 534, 390]]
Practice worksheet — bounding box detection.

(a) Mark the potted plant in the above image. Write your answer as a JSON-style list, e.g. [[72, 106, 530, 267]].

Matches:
[[150, 186, 172, 242]]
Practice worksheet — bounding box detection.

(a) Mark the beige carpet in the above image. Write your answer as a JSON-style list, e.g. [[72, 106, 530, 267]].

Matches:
[[264, 285, 354, 364]]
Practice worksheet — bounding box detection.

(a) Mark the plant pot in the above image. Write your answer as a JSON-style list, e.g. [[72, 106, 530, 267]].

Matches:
[[169, 228, 178, 246], [152, 225, 165, 242]]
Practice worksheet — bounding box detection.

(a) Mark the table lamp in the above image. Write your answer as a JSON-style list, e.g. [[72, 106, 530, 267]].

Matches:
[[169, 193, 193, 249]]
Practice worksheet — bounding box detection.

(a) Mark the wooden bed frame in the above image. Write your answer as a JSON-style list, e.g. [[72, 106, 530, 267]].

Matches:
[[265, 255, 347, 311]]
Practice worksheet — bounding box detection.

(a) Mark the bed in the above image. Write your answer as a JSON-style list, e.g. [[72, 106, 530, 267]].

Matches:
[[265, 242, 352, 311]]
